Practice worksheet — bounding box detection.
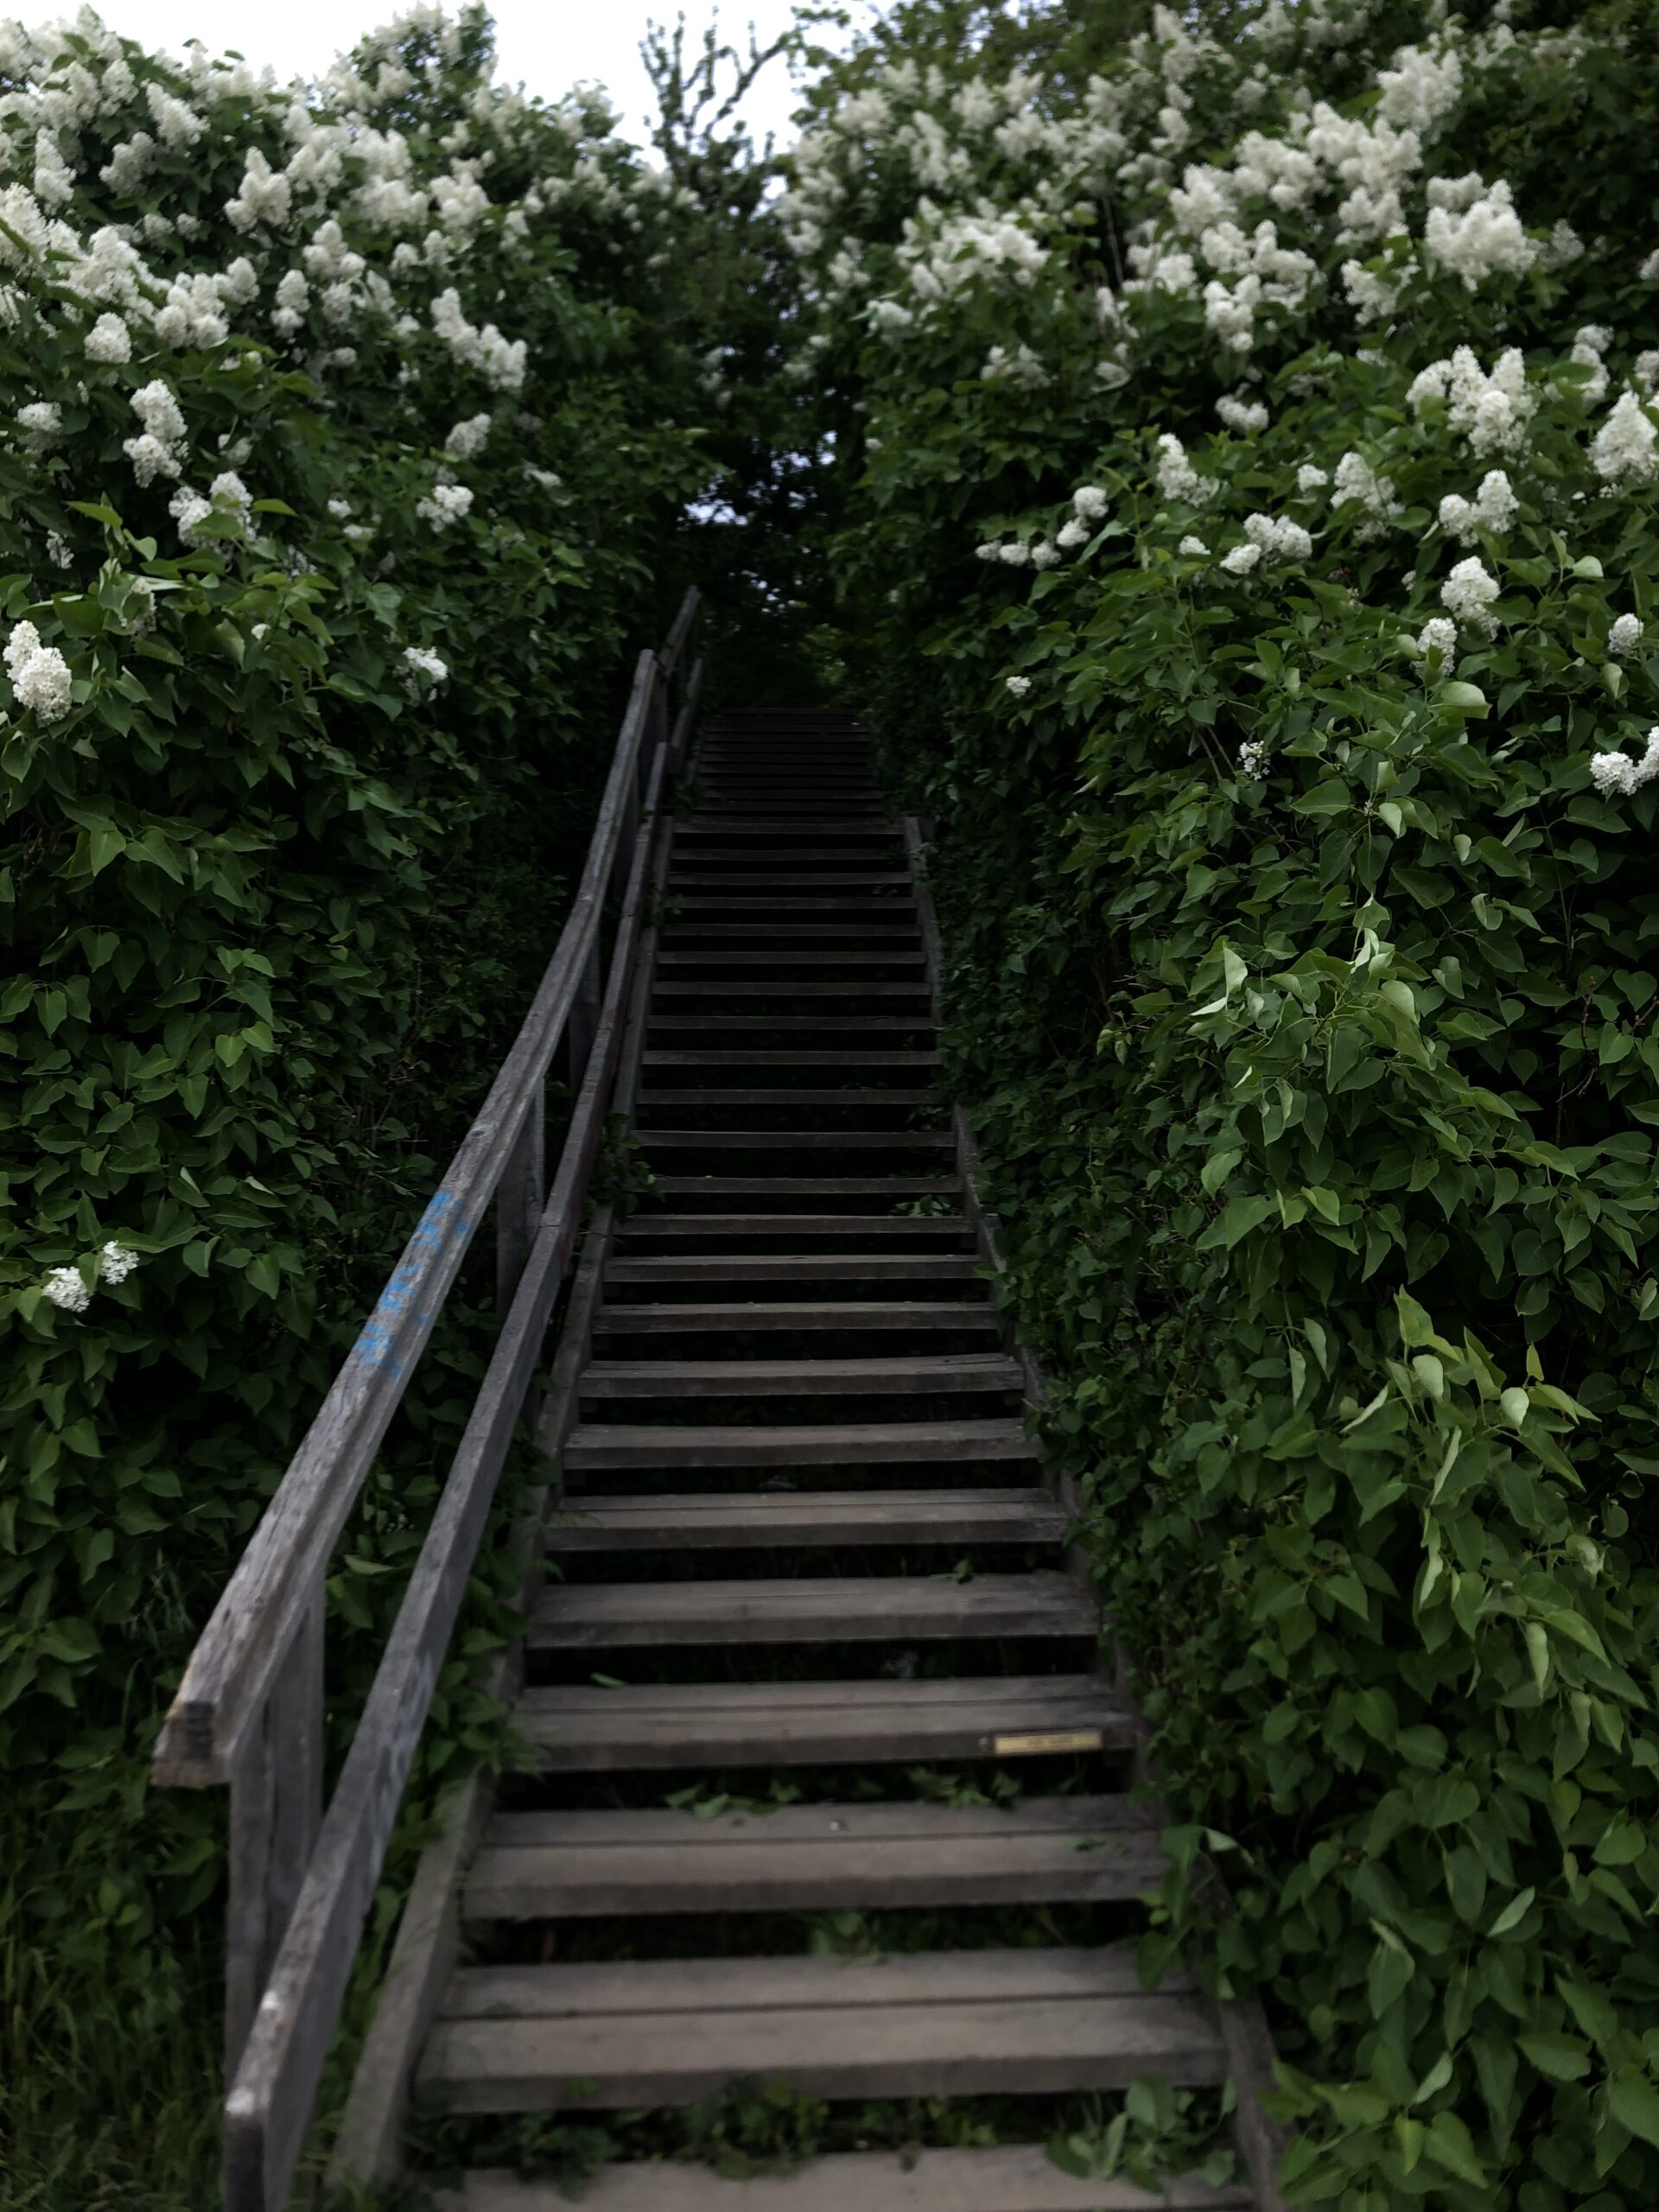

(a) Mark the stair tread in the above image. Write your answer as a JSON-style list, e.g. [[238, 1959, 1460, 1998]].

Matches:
[[642, 1052, 942, 1066], [637, 1090, 939, 1106], [562, 1419, 1037, 1467], [513, 1672, 1129, 1770], [466, 1796, 1159, 1917], [579, 1354, 1019, 1391], [638, 1133, 957, 1149], [430, 2146, 1252, 2211], [545, 1488, 1064, 1549], [594, 1302, 1001, 1332], [606, 1255, 978, 1280], [420, 1947, 1224, 2111], [613, 1215, 969, 1236], [527, 1571, 1096, 1647]]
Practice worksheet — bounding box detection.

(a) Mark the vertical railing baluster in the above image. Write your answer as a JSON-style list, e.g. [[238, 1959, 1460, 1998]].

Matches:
[[494, 1077, 545, 1317], [223, 1595, 324, 2082]]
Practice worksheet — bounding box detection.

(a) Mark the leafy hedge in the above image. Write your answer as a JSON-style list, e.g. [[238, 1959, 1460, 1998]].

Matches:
[[783, 0, 1659, 2203], [0, 8, 737, 2196]]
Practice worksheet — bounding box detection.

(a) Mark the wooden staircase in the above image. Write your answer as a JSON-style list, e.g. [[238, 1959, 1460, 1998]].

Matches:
[[339, 713, 1270, 2209]]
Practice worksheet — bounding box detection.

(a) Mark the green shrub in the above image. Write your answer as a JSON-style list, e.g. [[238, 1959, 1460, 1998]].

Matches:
[[784, 0, 1659, 2202], [0, 8, 727, 2197]]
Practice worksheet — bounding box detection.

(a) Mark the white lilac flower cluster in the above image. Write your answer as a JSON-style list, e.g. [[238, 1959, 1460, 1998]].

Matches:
[[41, 1242, 141, 1313], [403, 644, 449, 696], [1608, 615, 1645, 658], [1222, 512, 1313, 575], [0, 3, 684, 601], [783, 3, 1599, 396], [1439, 468, 1516, 543], [4, 618, 73, 721], [415, 482, 474, 531], [1590, 729, 1659, 801], [1441, 557, 1502, 636]]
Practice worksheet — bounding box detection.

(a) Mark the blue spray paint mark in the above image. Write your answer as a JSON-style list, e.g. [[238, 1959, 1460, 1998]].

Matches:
[[354, 1188, 469, 1376]]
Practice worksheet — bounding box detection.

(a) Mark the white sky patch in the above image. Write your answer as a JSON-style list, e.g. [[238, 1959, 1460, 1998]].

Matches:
[[91, 0, 855, 144]]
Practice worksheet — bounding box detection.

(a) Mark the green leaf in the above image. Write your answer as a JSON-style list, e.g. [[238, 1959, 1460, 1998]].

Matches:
[[1519, 2033, 1592, 2082], [1607, 2067, 1659, 2148]]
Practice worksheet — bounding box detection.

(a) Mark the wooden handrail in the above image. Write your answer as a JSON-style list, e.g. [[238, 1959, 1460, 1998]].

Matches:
[[151, 590, 702, 2211]]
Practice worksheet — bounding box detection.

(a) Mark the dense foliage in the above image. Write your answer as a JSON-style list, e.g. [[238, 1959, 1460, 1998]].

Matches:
[[0, 7, 747, 2198], [781, 1, 1659, 2204]]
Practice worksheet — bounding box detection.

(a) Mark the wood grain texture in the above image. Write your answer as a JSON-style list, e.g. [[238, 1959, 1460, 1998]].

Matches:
[[562, 1420, 1038, 1469], [429, 2146, 1253, 2212], [465, 1795, 1160, 1918], [527, 1571, 1096, 1649], [593, 1302, 1001, 1333], [512, 1672, 1132, 1770], [419, 1948, 1224, 2111], [543, 1486, 1064, 1551], [577, 1356, 1019, 1395]]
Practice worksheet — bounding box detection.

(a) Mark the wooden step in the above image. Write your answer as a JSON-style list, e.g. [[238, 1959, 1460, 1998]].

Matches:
[[526, 1572, 1096, 1649], [419, 1947, 1225, 2113], [613, 1216, 969, 1240], [642, 1053, 941, 1068], [431, 2145, 1253, 2211], [606, 1255, 979, 1283], [579, 1355, 1020, 1395], [655, 956, 928, 972], [650, 1176, 958, 1195], [594, 1301, 1000, 1333], [465, 1795, 1160, 1919], [637, 1133, 957, 1152], [544, 1486, 1064, 1550], [666, 874, 912, 889], [652, 984, 931, 1001], [636, 1090, 940, 1109], [562, 1420, 1036, 1470], [514, 1673, 1131, 1770]]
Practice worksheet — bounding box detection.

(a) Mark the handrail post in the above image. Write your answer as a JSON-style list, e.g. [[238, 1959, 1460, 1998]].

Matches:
[[494, 1080, 545, 1317], [223, 1594, 323, 2082], [566, 940, 602, 1096]]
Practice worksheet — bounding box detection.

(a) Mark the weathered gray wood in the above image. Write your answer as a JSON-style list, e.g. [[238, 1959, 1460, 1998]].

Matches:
[[544, 1486, 1064, 1551], [326, 1770, 492, 2190], [658, 588, 700, 682], [605, 1255, 980, 1283], [656, 954, 926, 970], [638, 1090, 938, 1109], [666, 873, 911, 888], [639, 1132, 956, 1151], [577, 1354, 1020, 1395], [652, 983, 930, 999], [419, 1947, 1224, 2111], [1218, 1993, 1296, 2212], [494, 1072, 544, 1320], [465, 1796, 1158, 1918], [643, 1052, 940, 1068], [565, 938, 602, 1095], [219, 697, 677, 2212], [429, 2145, 1253, 2212], [528, 1571, 1096, 1649], [594, 1300, 1000, 1332], [562, 1419, 1038, 1469], [223, 1598, 322, 2082], [650, 1174, 959, 1194], [513, 1671, 1128, 1770], [153, 647, 664, 1791], [614, 1215, 969, 1239]]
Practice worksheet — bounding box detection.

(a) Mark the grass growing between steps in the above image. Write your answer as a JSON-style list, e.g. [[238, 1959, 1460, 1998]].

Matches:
[[393, 2078, 1242, 2207]]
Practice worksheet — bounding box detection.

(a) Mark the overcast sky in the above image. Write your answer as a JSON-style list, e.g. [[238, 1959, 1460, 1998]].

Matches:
[[91, 0, 849, 145]]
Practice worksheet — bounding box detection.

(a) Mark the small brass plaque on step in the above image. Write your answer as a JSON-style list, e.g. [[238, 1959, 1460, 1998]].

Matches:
[[988, 1728, 1103, 1757]]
